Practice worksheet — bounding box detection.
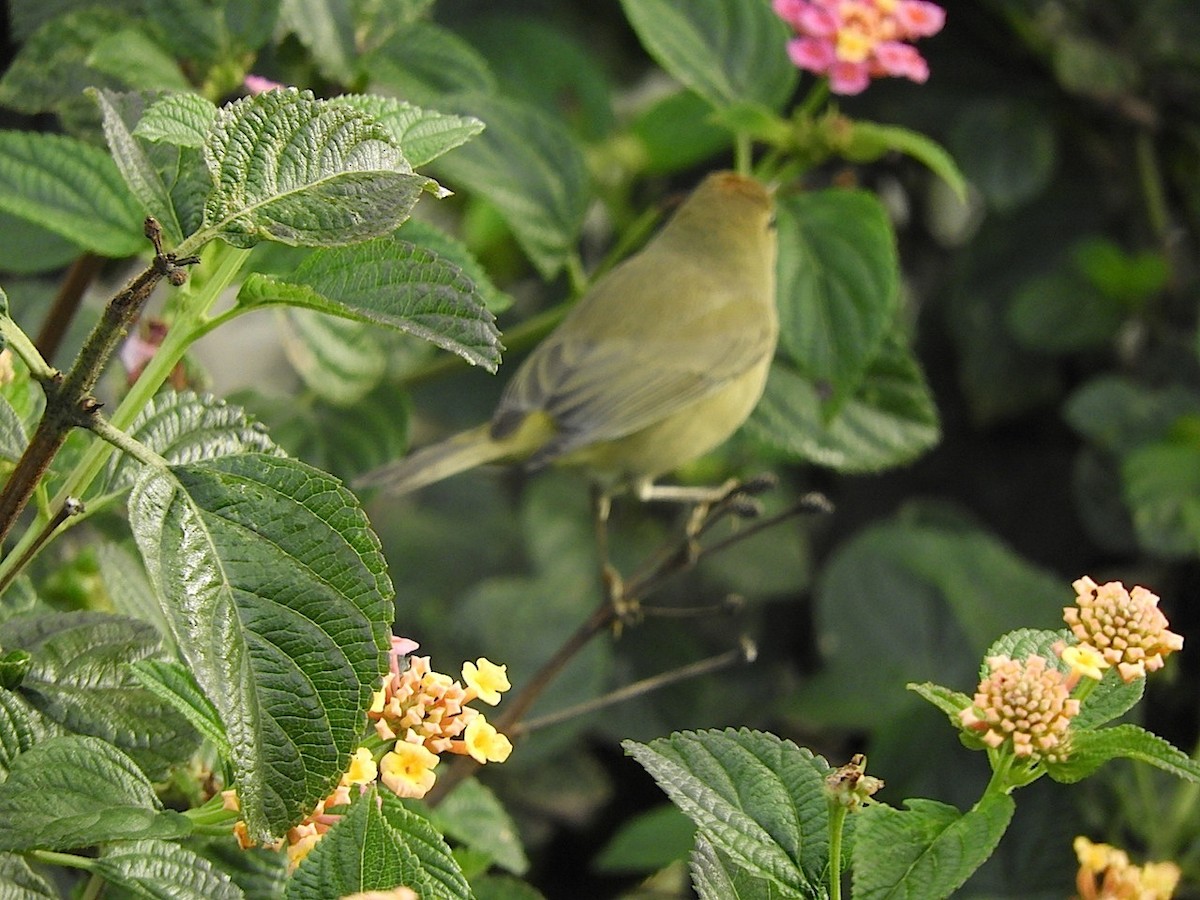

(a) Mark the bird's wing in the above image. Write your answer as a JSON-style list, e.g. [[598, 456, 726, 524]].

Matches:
[[493, 259, 775, 459]]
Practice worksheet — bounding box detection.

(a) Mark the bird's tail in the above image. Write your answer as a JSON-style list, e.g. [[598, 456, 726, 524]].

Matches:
[[353, 423, 509, 496]]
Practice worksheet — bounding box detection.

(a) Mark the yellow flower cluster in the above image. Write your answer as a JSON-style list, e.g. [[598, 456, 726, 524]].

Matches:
[[959, 654, 1080, 762], [1074, 836, 1180, 899], [1065, 577, 1184, 683]]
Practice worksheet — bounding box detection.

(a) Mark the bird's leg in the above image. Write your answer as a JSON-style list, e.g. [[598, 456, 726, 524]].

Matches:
[[592, 487, 636, 627]]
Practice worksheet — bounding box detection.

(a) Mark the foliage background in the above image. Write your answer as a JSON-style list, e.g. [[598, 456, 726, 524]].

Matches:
[[1, 0, 1200, 897]]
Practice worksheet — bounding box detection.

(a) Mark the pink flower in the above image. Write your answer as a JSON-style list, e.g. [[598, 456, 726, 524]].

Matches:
[[774, 0, 944, 94]]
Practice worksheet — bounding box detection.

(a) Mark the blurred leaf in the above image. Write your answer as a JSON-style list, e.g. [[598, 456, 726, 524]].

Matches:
[[907, 682, 973, 723], [1122, 441, 1200, 558], [0, 211, 82, 274], [595, 804, 695, 874], [844, 121, 967, 201], [0, 611, 199, 779], [366, 21, 497, 105], [463, 17, 615, 141], [774, 189, 899, 406], [748, 332, 939, 473], [286, 788, 469, 899], [470, 875, 547, 900], [0, 131, 146, 258], [624, 728, 830, 894], [279, 0, 356, 82], [94, 840, 244, 899], [1048, 724, 1200, 784], [434, 779, 529, 875], [87, 29, 190, 92], [146, 0, 280, 71], [1073, 238, 1168, 304], [331, 94, 485, 168], [853, 795, 1015, 900], [619, 0, 797, 112], [1007, 269, 1125, 353], [1052, 34, 1139, 100], [1064, 376, 1200, 457], [240, 234, 501, 371], [0, 8, 131, 118], [0, 852, 56, 898], [198, 89, 441, 249], [950, 101, 1057, 212], [0, 735, 192, 851], [279, 311, 388, 405], [129, 454, 393, 841], [628, 90, 732, 175], [432, 94, 589, 279]]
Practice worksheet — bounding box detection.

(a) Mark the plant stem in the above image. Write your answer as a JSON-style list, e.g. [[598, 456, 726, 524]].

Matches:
[[828, 803, 848, 900], [0, 316, 56, 382]]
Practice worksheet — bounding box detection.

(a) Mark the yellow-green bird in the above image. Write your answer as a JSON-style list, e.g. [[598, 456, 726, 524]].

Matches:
[[355, 171, 778, 500]]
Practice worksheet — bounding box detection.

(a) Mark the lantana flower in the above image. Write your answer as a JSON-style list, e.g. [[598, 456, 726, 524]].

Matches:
[[1073, 835, 1180, 900], [773, 0, 946, 95], [1065, 577, 1183, 682], [959, 654, 1080, 762]]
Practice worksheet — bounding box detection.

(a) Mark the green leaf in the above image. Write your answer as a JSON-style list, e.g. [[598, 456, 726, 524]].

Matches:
[[595, 804, 694, 874], [278, 311, 389, 406], [0, 851, 58, 898], [1007, 268, 1125, 353], [624, 728, 829, 894], [844, 121, 968, 201], [94, 839, 245, 899], [1122, 441, 1200, 558], [434, 779, 529, 875], [748, 332, 939, 473], [0, 8, 131, 117], [853, 794, 1015, 900], [0, 687, 62, 779], [96, 542, 175, 653], [198, 89, 441, 250], [279, 0, 356, 82], [128, 454, 393, 841], [0, 212, 83, 274], [1048, 724, 1200, 784], [431, 94, 589, 279], [87, 28, 191, 92], [365, 21, 498, 105], [628, 89, 732, 175], [330, 95, 485, 169], [0, 611, 200, 779], [907, 682, 973, 723], [239, 235, 502, 371], [135, 92, 219, 149], [286, 788, 470, 899], [105, 389, 281, 496], [691, 834, 795, 900], [92, 88, 189, 245], [950, 101, 1057, 212], [0, 735, 192, 851], [398, 218, 511, 313], [619, 0, 797, 112], [147, 0, 281, 70], [128, 659, 231, 757], [774, 190, 899, 405], [1064, 376, 1200, 458], [0, 391, 28, 463], [0, 131, 146, 258]]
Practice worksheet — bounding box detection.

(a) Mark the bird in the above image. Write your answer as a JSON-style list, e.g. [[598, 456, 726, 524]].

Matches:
[[355, 171, 778, 503]]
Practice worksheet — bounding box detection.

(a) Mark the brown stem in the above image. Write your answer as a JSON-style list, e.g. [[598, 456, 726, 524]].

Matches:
[[36, 253, 105, 365], [0, 218, 198, 549]]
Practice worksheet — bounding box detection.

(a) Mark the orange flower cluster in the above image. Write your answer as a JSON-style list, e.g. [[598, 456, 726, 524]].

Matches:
[[1064, 577, 1184, 683], [1074, 836, 1180, 900], [959, 654, 1080, 762]]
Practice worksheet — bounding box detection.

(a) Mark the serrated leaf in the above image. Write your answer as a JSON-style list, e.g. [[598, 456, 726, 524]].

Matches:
[[981, 628, 1067, 673], [105, 390, 281, 496], [1049, 724, 1200, 784], [434, 779, 529, 875], [197, 88, 440, 250], [691, 834, 796, 900], [128, 453, 393, 841], [431, 93, 588, 279], [0, 688, 63, 779], [1072, 669, 1145, 731], [92, 88, 188, 245], [775, 190, 899, 405], [0, 131, 146, 258], [135, 92, 219, 149], [128, 659, 230, 757], [398, 218, 511, 313], [0, 611, 200, 779], [624, 728, 829, 894], [748, 333, 939, 473], [619, 0, 797, 112], [286, 788, 470, 900], [0, 735, 192, 851], [853, 794, 1015, 900], [0, 851, 57, 898], [239, 235, 501, 371], [95, 839, 245, 899], [331, 94, 485, 168], [0, 392, 28, 463], [907, 682, 973, 722]]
